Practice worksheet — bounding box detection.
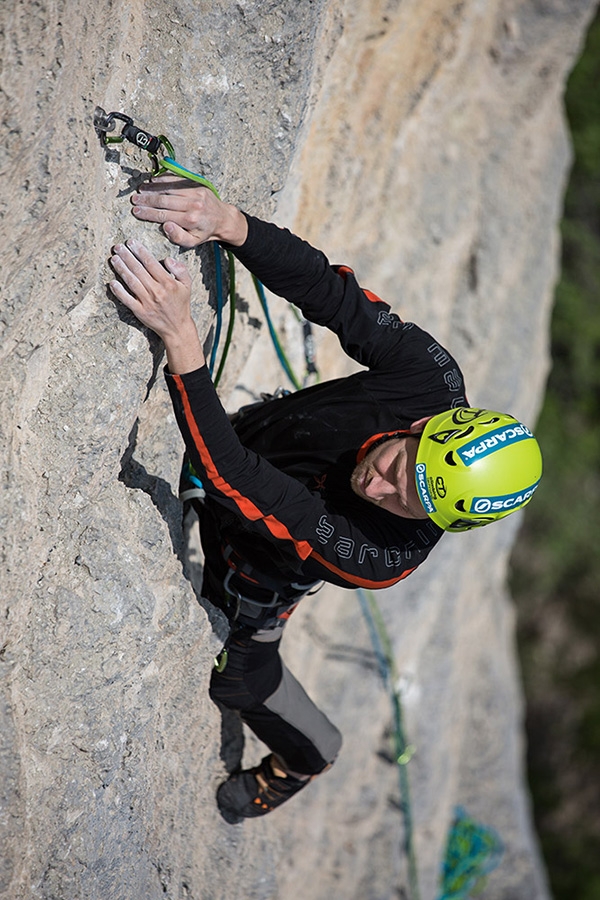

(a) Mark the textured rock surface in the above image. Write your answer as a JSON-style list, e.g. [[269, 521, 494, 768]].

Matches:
[[0, 1, 596, 898]]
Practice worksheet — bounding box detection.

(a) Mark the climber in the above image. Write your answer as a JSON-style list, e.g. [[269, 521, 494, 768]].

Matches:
[[108, 175, 542, 821]]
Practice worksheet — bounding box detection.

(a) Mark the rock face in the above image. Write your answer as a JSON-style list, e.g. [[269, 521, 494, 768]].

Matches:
[[0, 1, 596, 898]]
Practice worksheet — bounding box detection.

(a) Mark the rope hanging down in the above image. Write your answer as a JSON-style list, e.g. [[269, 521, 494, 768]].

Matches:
[[356, 590, 505, 900], [356, 588, 420, 900]]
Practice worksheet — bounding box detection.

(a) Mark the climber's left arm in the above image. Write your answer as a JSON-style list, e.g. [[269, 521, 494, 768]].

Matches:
[[108, 239, 204, 374]]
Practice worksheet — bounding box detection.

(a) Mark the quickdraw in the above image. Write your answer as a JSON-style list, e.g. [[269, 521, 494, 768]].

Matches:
[[94, 107, 221, 195], [94, 107, 174, 173]]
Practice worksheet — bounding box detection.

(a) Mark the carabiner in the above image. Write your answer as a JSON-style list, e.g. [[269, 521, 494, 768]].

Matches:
[[214, 649, 228, 673], [94, 107, 133, 141]]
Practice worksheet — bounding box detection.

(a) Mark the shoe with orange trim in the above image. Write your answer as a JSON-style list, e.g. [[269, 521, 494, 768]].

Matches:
[[216, 754, 312, 820]]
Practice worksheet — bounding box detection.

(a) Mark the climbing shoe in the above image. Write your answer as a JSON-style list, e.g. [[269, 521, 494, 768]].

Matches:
[[178, 457, 205, 503], [217, 754, 313, 820]]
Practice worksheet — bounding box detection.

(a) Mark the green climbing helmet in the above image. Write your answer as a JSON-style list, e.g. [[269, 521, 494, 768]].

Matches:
[[414, 407, 542, 532]]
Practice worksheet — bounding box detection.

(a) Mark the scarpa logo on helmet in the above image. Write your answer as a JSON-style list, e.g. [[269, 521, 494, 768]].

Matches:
[[415, 463, 436, 514], [469, 480, 541, 514], [458, 423, 534, 467]]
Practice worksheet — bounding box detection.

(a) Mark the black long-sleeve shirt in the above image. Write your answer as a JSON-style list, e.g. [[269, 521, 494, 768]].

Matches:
[[165, 215, 468, 593]]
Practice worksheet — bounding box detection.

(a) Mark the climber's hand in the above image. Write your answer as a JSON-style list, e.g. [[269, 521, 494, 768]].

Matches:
[[109, 239, 193, 340], [109, 240, 204, 373], [130, 175, 248, 249]]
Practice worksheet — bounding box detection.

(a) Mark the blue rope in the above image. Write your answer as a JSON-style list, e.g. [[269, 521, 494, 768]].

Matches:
[[438, 807, 503, 899], [208, 243, 224, 377], [252, 276, 302, 390]]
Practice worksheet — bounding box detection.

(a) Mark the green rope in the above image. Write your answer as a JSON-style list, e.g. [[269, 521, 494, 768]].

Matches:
[[156, 155, 221, 198], [99, 115, 309, 387], [155, 157, 234, 387], [356, 590, 505, 900], [356, 588, 420, 900], [214, 250, 236, 387]]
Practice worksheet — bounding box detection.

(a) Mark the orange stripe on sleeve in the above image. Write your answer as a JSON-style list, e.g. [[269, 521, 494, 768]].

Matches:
[[336, 268, 384, 306], [173, 375, 313, 561], [363, 288, 385, 305]]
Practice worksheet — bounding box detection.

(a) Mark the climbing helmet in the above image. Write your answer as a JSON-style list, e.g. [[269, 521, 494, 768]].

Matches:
[[414, 407, 542, 531]]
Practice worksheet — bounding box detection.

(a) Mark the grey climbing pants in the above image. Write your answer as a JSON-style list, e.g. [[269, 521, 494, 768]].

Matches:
[[209, 622, 342, 776]]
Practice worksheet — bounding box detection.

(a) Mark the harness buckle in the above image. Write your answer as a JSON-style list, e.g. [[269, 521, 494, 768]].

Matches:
[[223, 568, 282, 614]]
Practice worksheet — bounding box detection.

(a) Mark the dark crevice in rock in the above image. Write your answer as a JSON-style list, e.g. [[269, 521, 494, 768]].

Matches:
[[118, 418, 185, 565]]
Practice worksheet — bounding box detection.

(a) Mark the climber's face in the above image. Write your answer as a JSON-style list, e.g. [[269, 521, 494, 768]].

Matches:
[[350, 436, 427, 519]]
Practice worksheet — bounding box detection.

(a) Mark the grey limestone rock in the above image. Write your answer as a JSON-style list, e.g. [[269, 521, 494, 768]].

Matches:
[[1, 1, 597, 898]]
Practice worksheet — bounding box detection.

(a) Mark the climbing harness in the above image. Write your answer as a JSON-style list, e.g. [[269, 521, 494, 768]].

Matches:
[[214, 648, 228, 673], [95, 108, 318, 390], [221, 545, 322, 628]]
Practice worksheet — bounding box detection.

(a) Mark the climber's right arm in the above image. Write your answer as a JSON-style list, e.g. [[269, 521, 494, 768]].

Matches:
[[131, 175, 248, 249], [129, 180, 429, 372]]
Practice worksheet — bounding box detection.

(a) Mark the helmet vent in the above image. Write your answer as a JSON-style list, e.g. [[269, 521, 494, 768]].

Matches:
[[444, 451, 457, 466], [455, 500, 467, 512]]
